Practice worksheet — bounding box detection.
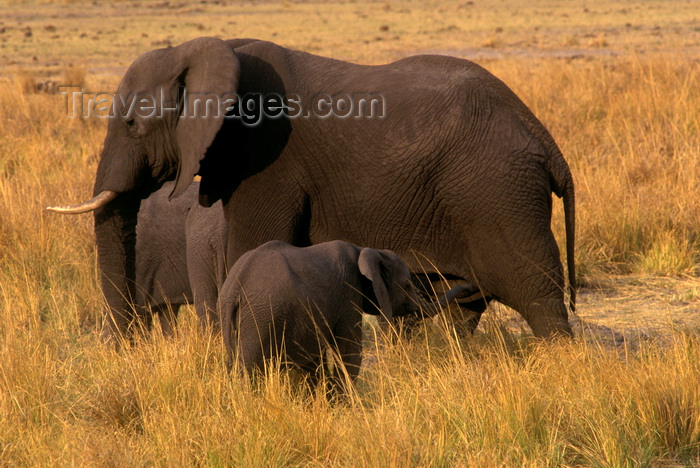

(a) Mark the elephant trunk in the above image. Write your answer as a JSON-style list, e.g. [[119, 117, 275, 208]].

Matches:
[[414, 283, 478, 319], [93, 193, 141, 343]]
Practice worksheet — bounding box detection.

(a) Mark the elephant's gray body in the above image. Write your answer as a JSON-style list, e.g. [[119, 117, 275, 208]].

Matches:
[[88, 37, 575, 341], [124, 181, 226, 335], [218, 240, 420, 390], [132, 182, 193, 334]]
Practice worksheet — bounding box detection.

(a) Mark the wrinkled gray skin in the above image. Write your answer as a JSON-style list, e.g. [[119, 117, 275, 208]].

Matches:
[[65, 36, 574, 342], [218, 240, 473, 393], [127, 181, 226, 336], [185, 193, 228, 331]]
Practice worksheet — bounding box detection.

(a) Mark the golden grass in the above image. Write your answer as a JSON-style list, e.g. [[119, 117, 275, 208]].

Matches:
[[1, 302, 698, 465], [1, 0, 699, 465]]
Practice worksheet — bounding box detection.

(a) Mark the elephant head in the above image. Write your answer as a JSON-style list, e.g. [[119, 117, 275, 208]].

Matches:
[[47, 37, 240, 341], [358, 248, 477, 323], [358, 248, 417, 322]]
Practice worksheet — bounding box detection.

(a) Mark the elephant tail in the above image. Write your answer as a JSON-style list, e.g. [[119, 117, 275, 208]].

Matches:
[[547, 154, 576, 313], [563, 181, 576, 312]]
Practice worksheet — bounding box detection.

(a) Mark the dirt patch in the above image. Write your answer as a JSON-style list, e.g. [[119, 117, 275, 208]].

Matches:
[[486, 275, 700, 348], [575, 275, 699, 338]]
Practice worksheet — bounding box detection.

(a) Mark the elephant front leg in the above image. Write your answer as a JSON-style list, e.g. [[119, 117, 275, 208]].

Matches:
[[192, 281, 220, 332], [323, 320, 363, 401]]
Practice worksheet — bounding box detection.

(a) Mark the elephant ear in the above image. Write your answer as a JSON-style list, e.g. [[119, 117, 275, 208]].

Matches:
[[358, 249, 393, 322], [170, 37, 241, 200]]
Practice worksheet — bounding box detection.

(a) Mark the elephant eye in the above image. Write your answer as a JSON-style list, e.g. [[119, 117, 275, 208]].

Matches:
[[125, 118, 135, 128]]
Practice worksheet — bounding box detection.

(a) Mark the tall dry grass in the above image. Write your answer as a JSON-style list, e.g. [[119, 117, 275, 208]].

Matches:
[[0, 44, 698, 466], [488, 53, 699, 278], [1, 302, 698, 465]]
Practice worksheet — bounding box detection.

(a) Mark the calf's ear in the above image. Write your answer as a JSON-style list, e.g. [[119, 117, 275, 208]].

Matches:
[[358, 249, 393, 322]]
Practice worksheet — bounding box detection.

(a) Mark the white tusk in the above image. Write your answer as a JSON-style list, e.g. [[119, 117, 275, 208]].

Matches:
[[46, 190, 119, 214]]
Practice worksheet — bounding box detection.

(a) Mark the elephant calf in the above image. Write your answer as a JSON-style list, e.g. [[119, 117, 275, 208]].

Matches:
[[218, 240, 471, 395]]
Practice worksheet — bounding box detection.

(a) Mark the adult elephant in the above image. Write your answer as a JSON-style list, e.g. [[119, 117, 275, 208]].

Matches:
[[48, 37, 575, 340]]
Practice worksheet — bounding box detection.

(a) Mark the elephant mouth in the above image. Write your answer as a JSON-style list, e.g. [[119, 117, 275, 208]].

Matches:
[[46, 190, 119, 214]]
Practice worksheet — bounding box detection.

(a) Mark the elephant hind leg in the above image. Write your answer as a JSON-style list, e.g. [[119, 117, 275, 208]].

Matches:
[[130, 304, 154, 338], [236, 336, 267, 377], [319, 345, 362, 403], [236, 314, 277, 377], [522, 298, 573, 338], [474, 227, 573, 338], [491, 271, 572, 339]]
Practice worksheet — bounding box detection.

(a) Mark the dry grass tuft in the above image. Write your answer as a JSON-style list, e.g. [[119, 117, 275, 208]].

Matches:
[[13, 69, 39, 94], [62, 63, 87, 88]]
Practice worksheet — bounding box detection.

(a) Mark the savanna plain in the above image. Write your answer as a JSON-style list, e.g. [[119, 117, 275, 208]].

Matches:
[[1, 0, 699, 465]]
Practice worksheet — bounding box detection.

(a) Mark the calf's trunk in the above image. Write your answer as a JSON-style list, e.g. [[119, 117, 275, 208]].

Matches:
[[415, 283, 479, 319]]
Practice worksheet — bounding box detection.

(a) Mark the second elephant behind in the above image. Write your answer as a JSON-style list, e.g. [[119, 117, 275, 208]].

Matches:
[[132, 181, 227, 335]]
